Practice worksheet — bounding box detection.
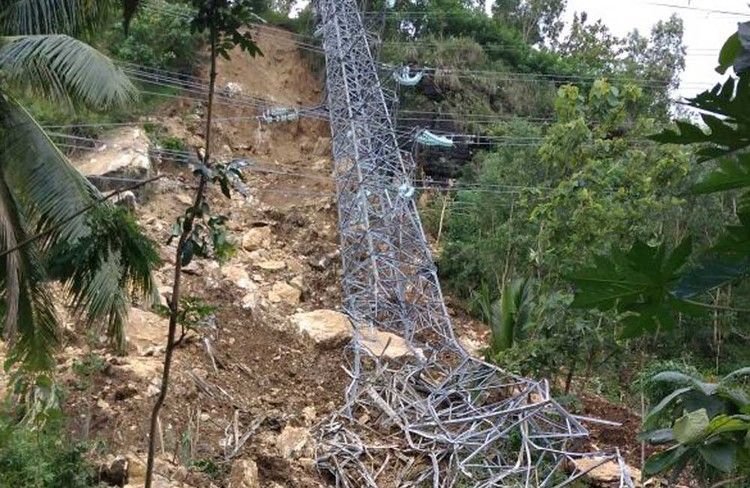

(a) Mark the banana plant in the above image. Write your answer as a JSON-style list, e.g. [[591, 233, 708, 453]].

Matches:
[[475, 278, 534, 355]]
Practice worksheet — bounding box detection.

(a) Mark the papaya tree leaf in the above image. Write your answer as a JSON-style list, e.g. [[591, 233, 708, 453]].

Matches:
[[693, 155, 750, 194], [569, 239, 692, 337]]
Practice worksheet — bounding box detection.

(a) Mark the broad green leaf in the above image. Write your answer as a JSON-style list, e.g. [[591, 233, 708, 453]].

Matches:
[[569, 239, 692, 337], [643, 446, 689, 476], [717, 32, 742, 75], [674, 253, 750, 298], [722, 367, 750, 383], [699, 442, 738, 473], [693, 155, 750, 194], [707, 415, 750, 436], [651, 371, 719, 396], [645, 387, 693, 427], [650, 75, 750, 160], [673, 409, 709, 444], [638, 428, 675, 444]]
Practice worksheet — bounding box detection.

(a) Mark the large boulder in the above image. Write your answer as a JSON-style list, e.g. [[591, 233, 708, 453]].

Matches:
[[290, 310, 422, 360], [72, 127, 152, 192], [291, 310, 351, 346], [126, 308, 168, 356]]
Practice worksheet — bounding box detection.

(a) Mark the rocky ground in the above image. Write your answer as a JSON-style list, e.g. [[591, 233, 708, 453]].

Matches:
[[1, 27, 657, 488]]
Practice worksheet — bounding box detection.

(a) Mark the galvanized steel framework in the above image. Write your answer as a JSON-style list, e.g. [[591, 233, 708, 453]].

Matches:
[[313, 1, 634, 486]]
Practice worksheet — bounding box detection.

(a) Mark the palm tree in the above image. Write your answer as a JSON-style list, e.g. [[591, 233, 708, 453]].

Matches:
[[0, 0, 156, 391]]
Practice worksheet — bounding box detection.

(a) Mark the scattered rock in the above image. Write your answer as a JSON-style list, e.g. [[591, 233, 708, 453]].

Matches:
[[572, 457, 642, 487], [222, 265, 255, 290], [224, 82, 244, 98], [257, 260, 286, 271], [228, 459, 260, 488], [290, 310, 352, 346], [146, 376, 162, 397], [98, 456, 129, 487], [459, 335, 485, 358], [289, 309, 420, 359], [301, 406, 317, 426], [126, 308, 168, 355], [268, 282, 301, 305], [177, 193, 194, 206], [360, 328, 423, 361], [276, 426, 315, 460], [241, 290, 262, 311], [241, 226, 272, 251]]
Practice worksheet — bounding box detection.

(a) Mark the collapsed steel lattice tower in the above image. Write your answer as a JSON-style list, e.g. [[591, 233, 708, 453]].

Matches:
[[314, 1, 634, 486]]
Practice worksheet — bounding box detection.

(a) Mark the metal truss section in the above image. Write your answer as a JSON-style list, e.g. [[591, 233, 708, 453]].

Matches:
[[313, 1, 634, 486]]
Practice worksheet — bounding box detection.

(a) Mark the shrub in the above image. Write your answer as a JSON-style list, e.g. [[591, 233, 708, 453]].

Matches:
[[0, 418, 97, 487]]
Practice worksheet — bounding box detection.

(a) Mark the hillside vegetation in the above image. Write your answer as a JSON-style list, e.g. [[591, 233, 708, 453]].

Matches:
[[0, 0, 748, 487]]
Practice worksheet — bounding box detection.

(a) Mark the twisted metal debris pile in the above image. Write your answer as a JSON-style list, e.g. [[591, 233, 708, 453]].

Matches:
[[313, 1, 634, 486]]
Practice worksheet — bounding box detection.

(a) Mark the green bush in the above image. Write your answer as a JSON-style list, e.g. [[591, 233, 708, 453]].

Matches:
[[106, 0, 203, 73], [0, 419, 97, 487]]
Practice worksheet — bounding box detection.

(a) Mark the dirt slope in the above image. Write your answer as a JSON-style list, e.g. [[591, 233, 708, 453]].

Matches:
[[60, 28, 346, 488]]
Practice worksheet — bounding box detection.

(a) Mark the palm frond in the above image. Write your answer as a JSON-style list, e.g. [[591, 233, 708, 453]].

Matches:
[[0, 94, 96, 246], [1, 95, 159, 356], [0, 0, 111, 36], [0, 170, 58, 372], [45, 206, 160, 353], [0, 34, 137, 109]]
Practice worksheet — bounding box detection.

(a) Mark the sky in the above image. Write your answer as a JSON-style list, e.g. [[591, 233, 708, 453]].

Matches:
[[291, 0, 750, 98], [559, 0, 749, 98]]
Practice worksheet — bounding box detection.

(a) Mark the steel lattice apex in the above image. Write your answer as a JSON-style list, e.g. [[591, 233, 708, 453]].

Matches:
[[312, 1, 635, 486]]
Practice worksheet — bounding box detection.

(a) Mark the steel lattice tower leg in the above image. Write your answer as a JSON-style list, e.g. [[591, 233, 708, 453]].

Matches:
[[313, 1, 634, 486]]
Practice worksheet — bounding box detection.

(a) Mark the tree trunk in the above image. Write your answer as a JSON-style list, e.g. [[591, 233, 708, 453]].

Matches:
[[144, 3, 218, 486]]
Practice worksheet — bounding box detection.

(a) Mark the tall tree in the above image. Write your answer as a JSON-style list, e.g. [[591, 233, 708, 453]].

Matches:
[[142, 0, 260, 485], [492, 0, 567, 45]]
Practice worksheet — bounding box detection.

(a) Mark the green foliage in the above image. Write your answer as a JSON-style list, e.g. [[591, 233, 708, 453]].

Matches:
[[0, 418, 97, 487], [106, 0, 203, 73], [477, 278, 533, 355], [569, 238, 699, 338], [191, 458, 225, 480], [639, 368, 750, 482], [189, 0, 262, 59], [154, 296, 216, 336], [44, 205, 161, 353], [0, 34, 137, 109], [71, 352, 107, 390]]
